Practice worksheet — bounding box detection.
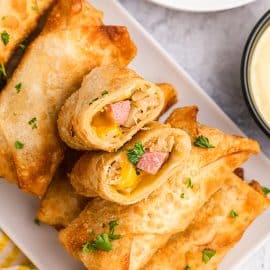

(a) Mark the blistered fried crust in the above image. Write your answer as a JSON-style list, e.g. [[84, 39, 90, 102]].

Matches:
[[0, 0, 136, 196], [70, 121, 191, 205], [144, 174, 269, 269], [58, 66, 165, 152], [0, 0, 54, 64], [59, 109, 259, 270]]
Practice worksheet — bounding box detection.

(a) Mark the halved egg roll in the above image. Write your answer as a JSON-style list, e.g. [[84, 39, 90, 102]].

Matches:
[[144, 173, 269, 270], [0, 0, 54, 65], [0, 0, 136, 196], [59, 107, 260, 270], [70, 122, 191, 205], [58, 65, 172, 152]]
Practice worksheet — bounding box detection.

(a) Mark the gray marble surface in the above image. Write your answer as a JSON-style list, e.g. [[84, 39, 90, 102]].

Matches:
[[118, 0, 270, 269]]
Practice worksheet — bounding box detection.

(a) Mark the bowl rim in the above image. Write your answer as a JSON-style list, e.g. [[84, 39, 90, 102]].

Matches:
[[241, 10, 270, 137]]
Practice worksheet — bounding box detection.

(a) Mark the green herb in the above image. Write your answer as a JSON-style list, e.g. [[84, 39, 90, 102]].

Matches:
[[15, 140, 24, 149], [82, 233, 113, 252], [28, 117, 37, 129], [180, 193, 185, 199], [19, 44, 26, 51], [127, 142, 145, 165], [184, 266, 191, 270], [102, 90, 108, 96], [1, 16, 6, 21], [34, 218, 40, 225], [89, 97, 99, 105], [15, 82, 22, 93], [32, 3, 39, 11], [202, 249, 216, 264], [230, 210, 238, 219], [194, 136, 215, 149], [185, 178, 193, 189], [0, 63, 7, 77], [262, 186, 270, 196], [1, 31, 9, 45], [109, 219, 120, 240]]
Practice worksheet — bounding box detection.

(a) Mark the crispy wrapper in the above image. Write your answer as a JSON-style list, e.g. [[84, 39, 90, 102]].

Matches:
[[144, 173, 269, 269], [0, 0, 54, 65], [70, 122, 191, 205], [59, 107, 260, 270], [58, 66, 175, 152], [0, 0, 136, 196]]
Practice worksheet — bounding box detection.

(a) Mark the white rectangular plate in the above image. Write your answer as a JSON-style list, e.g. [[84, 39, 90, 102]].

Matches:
[[0, 1, 269, 270]]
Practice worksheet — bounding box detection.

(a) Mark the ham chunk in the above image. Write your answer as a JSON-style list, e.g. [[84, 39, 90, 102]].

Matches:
[[137, 152, 169, 175], [109, 100, 131, 126]]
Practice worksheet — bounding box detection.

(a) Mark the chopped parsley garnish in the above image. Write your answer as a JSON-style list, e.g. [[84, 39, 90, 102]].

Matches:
[[184, 266, 191, 270], [15, 140, 24, 149], [230, 210, 238, 219], [194, 136, 215, 149], [127, 142, 145, 165], [19, 44, 26, 51], [28, 117, 37, 129], [15, 82, 22, 93], [262, 186, 270, 196], [102, 90, 108, 96], [1, 16, 6, 21], [82, 220, 121, 253], [89, 97, 99, 105], [34, 218, 40, 225], [32, 3, 39, 11], [180, 193, 185, 199], [185, 178, 193, 189], [0, 63, 7, 77], [202, 249, 216, 264], [1, 31, 9, 45]]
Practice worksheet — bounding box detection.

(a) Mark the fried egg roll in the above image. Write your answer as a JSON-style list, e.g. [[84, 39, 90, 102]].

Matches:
[[0, 0, 136, 196], [70, 122, 191, 205], [0, 0, 54, 65], [58, 66, 171, 152], [59, 107, 260, 270], [144, 174, 269, 270]]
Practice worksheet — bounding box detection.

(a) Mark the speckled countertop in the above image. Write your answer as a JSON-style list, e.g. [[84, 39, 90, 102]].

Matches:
[[118, 0, 270, 269]]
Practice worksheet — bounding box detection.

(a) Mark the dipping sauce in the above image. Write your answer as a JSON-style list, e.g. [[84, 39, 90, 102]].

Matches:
[[249, 24, 270, 128]]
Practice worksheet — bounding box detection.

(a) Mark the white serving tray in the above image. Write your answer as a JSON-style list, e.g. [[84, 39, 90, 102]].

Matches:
[[146, 0, 255, 12], [0, 1, 269, 269]]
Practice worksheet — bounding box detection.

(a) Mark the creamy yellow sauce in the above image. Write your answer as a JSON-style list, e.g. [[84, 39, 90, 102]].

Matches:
[[250, 25, 270, 127]]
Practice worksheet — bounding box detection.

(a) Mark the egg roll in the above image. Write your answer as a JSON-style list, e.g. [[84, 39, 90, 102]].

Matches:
[[144, 174, 269, 270], [58, 65, 171, 152], [70, 122, 191, 205], [59, 107, 260, 270], [0, 0, 136, 196], [0, 0, 54, 66]]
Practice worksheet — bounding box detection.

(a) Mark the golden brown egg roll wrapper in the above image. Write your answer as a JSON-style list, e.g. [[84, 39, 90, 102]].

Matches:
[[0, 0, 136, 196], [144, 174, 269, 270], [58, 65, 171, 152], [0, 0, 54, 65], [59, 107, 260, 270], [70, 122, 191, 205]]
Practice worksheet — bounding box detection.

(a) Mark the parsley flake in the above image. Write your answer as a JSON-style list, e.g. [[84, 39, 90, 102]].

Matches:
[[19, 44, 26, 51], [89, 97, 99, 105], [194, 136, 215, 149], [202, 249, 216, 264], [127, 142, 145, 165], [15, 140, 24, 149], [82, 233, 113, 252], [15, 82, 22, 93], [32, 3, 39, 11], [1, 31, 9, 45], [262, 186, 270, 196], [185, 178, 193, 189], [102, 90, 108, 96], [180, 193, 185, 199], [0, 63, 7, 77], [230, 210, 238, 219], [28, 117, 37, 129], [109, 219, 121, 240]]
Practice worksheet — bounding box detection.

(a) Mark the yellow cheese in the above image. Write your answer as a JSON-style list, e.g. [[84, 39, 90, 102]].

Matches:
[[92, 109, 121, 138]]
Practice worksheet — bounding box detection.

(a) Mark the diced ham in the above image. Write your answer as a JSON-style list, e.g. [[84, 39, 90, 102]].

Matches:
[[137, 152, 169, 175], [109, 100, 131, 126]]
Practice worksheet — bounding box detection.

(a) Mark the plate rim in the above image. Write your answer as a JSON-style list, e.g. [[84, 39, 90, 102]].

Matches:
[[146, 0, 256, 12]]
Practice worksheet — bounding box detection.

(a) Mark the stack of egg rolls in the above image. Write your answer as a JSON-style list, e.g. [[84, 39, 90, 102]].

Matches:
[[0, 0, 136, 196], [59, 107, 260, 270]]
